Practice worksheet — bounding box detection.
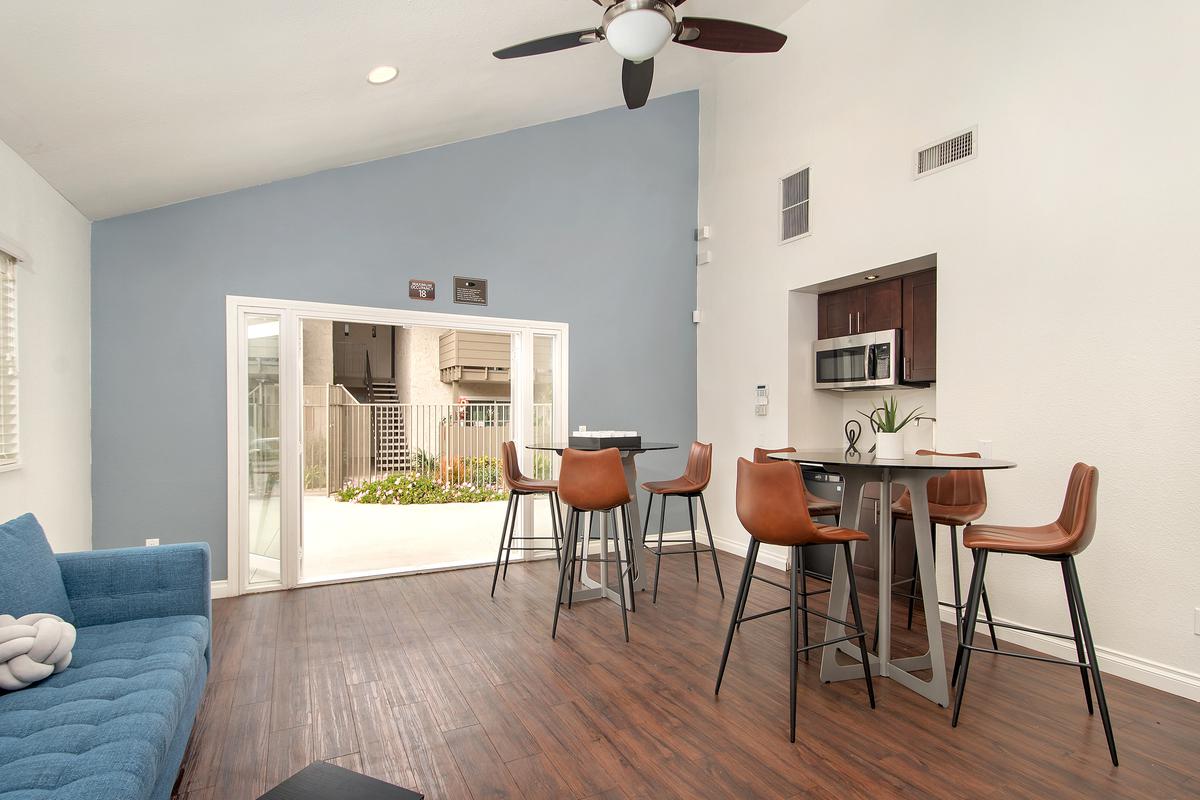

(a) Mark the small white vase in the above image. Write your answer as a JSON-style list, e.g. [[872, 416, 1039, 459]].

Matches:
[[875, 431, 905, 460]]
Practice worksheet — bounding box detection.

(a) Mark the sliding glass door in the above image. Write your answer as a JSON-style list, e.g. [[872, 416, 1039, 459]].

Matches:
[[228, 298, 567, 594]]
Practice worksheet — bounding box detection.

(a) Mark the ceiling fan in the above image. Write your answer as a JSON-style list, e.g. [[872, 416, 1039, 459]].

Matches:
[[492, 0, 787, 110]]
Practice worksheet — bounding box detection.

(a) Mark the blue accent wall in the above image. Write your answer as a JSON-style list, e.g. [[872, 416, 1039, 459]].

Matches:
[[92, 92, 700, 581]]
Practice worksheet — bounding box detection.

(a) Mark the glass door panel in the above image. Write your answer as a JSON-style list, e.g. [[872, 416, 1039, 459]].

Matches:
[[526, 332, 562, 553], [246, 313, 282, 586]]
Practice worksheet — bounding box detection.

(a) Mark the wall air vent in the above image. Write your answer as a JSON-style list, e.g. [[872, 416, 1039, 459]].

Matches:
[[780, 166, 811, 244], [915, 127, 977, 178]]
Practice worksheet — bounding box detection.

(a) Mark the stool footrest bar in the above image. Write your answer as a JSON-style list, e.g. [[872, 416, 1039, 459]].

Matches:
[[797, 632, 864, 655], [959, 643, 1085, 668]]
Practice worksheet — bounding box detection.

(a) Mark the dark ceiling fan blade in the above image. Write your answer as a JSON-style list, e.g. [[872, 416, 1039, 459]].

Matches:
[[674, 17, 787, 53], [493, 29, 601, 59], [622, 58, 654, 110]]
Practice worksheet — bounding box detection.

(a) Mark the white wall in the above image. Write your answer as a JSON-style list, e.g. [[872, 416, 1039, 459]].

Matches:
[[697, 0, 1200, 697], [0, 139, 92, 553]]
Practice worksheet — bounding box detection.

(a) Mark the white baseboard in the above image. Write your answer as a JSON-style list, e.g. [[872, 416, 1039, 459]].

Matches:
[[939, 607, 1200, 702], [710, 534, 1200, 702], [712, 532, 788, 570], [210, 580, 233, 599]]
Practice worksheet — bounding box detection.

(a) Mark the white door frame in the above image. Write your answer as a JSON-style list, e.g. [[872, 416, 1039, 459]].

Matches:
[[225, 295, 569, 596]]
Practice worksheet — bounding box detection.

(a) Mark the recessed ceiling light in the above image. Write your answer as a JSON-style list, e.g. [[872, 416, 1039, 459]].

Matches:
[[864, 274, 880, 281], [366, 65, 399, 85]]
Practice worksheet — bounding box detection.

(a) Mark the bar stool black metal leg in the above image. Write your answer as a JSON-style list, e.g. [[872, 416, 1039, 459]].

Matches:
[[551, 509, 578, 638], [715, 538, 757, 695], [502, 494, 520, 579], [735, 539, 760, 632], [609, 511, 630, 642], [686, 496, 700, 582], [980, 583, 1000, 650], [568, 511, 582, 610], [788, 545, 799, 743], [621, 505, 637, 613], [1066, 557, 1117, 766], [953, 548, 994, 686], [653, 494, 667, 604], [1062, 559, 1094, 715], [491, 492, 517, 597], [843, 542, 876, 709], [908, 520, 934, 629], [642, 492, 654, 547], [952, 549, 989, 726], [548, 492, 563, 565], [620, 504, 637, 582], [949, 525, 964, 647], [797, 545, 809, 660], [699, 494, 725, 599]]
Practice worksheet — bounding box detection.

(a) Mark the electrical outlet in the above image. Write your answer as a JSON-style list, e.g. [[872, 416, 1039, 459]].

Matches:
[[145, 538, 160, 547]]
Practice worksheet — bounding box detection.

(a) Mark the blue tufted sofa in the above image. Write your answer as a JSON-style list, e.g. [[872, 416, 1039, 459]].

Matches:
[[0, 535, 211, 800]]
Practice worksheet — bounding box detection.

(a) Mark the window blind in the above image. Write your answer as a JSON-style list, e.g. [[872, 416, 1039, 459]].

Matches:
[[0, 251, 17, 467]]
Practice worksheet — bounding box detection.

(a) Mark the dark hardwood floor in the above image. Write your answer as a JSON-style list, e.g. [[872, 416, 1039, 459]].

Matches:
[[175, 549, 1199, 800]]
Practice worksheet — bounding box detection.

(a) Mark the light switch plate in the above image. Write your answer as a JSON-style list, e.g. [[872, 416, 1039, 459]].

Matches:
[[1194, 608, 1200, 636], [145, 538, 160, 547]]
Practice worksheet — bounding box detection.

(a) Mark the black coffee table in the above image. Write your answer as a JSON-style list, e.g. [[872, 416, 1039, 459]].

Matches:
[[258, 762, 423, 799]]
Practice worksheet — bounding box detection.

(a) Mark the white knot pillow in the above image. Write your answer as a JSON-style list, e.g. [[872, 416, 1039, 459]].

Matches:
[[0, 613, 76, 691]]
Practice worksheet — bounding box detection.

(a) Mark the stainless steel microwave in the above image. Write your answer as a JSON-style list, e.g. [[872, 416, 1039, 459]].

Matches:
[[813, 329, 903, 391]]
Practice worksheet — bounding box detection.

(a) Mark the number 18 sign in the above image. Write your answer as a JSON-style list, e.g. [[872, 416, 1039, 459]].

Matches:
[[409, 279, 435, 301]]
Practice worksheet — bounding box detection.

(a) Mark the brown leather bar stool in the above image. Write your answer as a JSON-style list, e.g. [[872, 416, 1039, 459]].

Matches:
[[641, 441, 723, 603], [715, 458, 875, 742], [750, 447, 839, 651], [552, 447, 638, 642], [885, 449, 999, 650], [752, 447, 842, 522], [952, 463, 1117, 767], [491, 441, 565, 596]]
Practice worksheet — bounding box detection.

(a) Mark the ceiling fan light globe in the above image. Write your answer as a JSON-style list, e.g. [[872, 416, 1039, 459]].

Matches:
[[605, 9, 673, 62]]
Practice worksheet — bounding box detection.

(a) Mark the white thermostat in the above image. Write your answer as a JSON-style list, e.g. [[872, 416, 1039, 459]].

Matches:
[[755, 385, 769, 416]]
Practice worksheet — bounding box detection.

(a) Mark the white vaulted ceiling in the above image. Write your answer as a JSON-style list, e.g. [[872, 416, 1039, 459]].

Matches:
[[0, 0, 807, 219]]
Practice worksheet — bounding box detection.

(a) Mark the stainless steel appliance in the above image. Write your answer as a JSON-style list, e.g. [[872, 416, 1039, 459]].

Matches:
[[813, 329, 905, 391], [801, 468, 843, 579]]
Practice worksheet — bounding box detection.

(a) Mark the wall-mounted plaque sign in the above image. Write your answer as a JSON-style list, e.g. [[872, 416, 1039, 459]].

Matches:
[[409, 279, 435, 301], [453, 276, 488, 306]]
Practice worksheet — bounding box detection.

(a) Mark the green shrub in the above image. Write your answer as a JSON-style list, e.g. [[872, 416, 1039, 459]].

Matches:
[[335, 471, 507, 505]]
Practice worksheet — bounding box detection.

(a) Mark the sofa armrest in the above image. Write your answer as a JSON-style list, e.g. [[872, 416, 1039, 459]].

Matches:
[[56, 543, 212, 631]]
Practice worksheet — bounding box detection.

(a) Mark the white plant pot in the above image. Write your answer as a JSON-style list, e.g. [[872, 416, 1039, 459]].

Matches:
[[875, 431, 905, 460]]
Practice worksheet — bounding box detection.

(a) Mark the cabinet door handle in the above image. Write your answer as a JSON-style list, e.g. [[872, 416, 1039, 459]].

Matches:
[[904, 357, 910, 381], [847, 313, 852, 334], [857, 312, 862, 333]]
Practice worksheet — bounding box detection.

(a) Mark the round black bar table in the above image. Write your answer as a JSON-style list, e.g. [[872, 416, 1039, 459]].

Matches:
[[769, 449, 1016, 707], [529, 442, 678, 606]]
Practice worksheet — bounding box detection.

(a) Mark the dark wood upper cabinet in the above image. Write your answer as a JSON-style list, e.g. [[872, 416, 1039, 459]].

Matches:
[[862, 278, 902, 333], [901, 268, 937, 383], [817, 287, 862, 339], [817, 279, 900, 338]]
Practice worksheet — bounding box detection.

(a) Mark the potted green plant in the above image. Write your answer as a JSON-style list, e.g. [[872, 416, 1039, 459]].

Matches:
[[859, 396, 935, 460]]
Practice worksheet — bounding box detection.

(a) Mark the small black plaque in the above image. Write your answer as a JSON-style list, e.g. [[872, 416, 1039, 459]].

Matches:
[[408, 279, 435, 301], [453, 276, 488, 306]]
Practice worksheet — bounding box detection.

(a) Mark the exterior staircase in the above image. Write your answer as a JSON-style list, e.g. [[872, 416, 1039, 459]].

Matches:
[[367, 379, 407, 473]]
